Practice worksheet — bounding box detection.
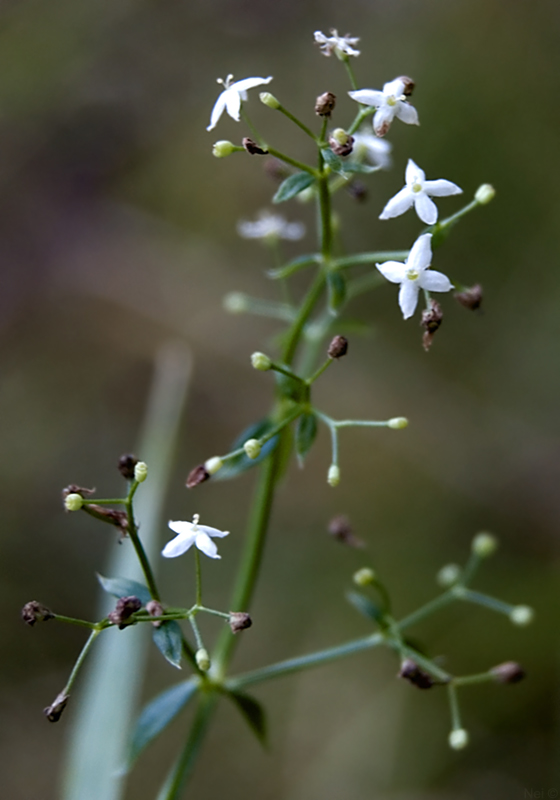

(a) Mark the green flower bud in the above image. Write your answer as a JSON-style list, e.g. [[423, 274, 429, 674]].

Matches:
[[353, 567, 376, 587], [327, 464, 340, 487], [388, 417, 409, 430], [195, 648, 211, 671], [244, 439, 261, 460], [437, 563, 462, 587], [204, 456, 223, 476], [65, 493, 83, 512], [212, 140, 236, 158], [251, 352, 272, 371], [448, 728, 469, 750], [223, 292, 249, 314], [509, 605, 534, 627], [474, 184, 496, 205], [259, 92, 280, 109], [134, 461, 148, 483], [471, 532, 498, 558], [331, 128, 351, 146]]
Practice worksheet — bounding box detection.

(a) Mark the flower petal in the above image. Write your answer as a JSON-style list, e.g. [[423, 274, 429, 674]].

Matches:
[[395, 101, 419, 126], [207, 91, 227, 131], [373, 106, 395, 136], [383, 78, 406, 97], [162, 531, 196, 558], [414, 193, 439, 225], [198, 525, 229, 539], [407, 233, 433, 271], [398, 281, 420, 319], [232, 76, 273, 93], [348, 89, 385, 107], [224, 88, 241, 121], [195, 532, 220, 559], [379, 186, 414, 220], [376, 260, 407, 283], [405, 158, 425, 186], [423, 179, 463, 197], [168, 520, 196, 536], [419, 269, 454, 293]]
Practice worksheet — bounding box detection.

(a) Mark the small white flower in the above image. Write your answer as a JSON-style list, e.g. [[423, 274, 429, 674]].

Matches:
[[352, 129, 392, 170], [162, 514, 229, 560], [380, 159, 462, 225], [376, 233, 453, 320], [237, 210, 305, 241], [207, 74, 273, 132], [349, 78, 419, 137], [314, 29, 360, 59]]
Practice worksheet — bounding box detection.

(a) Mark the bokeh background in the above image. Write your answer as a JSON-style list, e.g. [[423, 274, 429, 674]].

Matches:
[[3, 0, 559, 798]]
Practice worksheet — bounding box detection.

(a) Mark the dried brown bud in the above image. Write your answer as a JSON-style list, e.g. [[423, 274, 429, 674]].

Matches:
[[242, 137, 269, 155], [118, 453, 138, 480], [44, 691, 69, 722], [61, 484, 95, 501], [454, 284, 483, 311], [397, 76, 415, 96], [107, 596, 142, 629], [186, 464, 211, 489], [346, 180, 368, 202], [229, 611, 253, 633], [398, 658, 436, 690], [421, 300, 443, 352], [21, 601, 54, 626], [328, 335, 348, 359], [328, 514, 365, 548], [146, 599, 165, 628], [264, 158, 291, 182], [315, 91, 336, 116], [83, 504, 129, 537], [490, 661, 526, 685]]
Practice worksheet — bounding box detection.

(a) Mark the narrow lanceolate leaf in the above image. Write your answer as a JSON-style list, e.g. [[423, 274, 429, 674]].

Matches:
[[214, 419, 280, 481], [341, 161, 380, 175], [96, 574, 152, 606], [127, 679, 198, 768], [321, 147, 344, 173], [152, 620, 183, 669], [267, 253, 321, 280], [273, 172, 315, 203], [295, 412, 317, 467], [346, 591, 384, 624], [327, 271, 347, 315], [227, 690, 267, 747]]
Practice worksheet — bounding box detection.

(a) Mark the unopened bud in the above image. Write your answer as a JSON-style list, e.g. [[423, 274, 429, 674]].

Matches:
[[328, 514, 364, 548], [510, 605, 534, 626], [134, 461, 148, 483], [329, 129, 354, 157], [21, 601, 54, 626], [44, 691, 70, 723], [118, 453, 138, 480], [388, 417, 408, 430], [260, 92, 280, 109], [243, 439, 261, 460], [471, 532, 498, 558], [398, 658, 435, 689], [204, 456, 223, 475], [327, 335, 348, 359], [490, 661, 526, 684], [146, 599, 165, 628], [64, 493, 83, 511], [107, 596, 143, 629], [242, 137, 268, 155], [251, 352, 272, 371], [223, 292, 249, 314], [229, 611, 253, 633], [327, 464, 340, 487], [353, 567, 375, 587], [186, 464, 210, 489], [455, 284, 483, 311], [437, 563, 462, 587], [448, 728, 469, 750], [475, 183, 495, 205], [212, 140, 236, 158], [397, 75, 415, 96], [315, 91, 336, 116], [196, 648, 211, 671]]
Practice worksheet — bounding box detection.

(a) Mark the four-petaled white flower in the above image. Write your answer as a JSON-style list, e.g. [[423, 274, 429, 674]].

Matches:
[[237, 210, 305, 241], [162, 515, 229, 559], [207, 74, 273, 132], [349, 78, 419, 137], [380, 159, 462, 225], [352, 129, 393, 170], [376, 233, 453, 320], [314, 29, 360, 59]]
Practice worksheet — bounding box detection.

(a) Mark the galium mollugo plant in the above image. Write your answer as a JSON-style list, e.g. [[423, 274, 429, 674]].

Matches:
[[23, 29, 529, 799]]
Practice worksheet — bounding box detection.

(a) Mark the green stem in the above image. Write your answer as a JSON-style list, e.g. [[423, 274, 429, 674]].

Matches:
[[333, 251, 409, 270], [64, 629, 102, 694], [194, 549, 202, 608], [453, 671, 494, 687], [454, 587, 515, 615], [266, 145, 317, 176], [447, 683, 462, 730], [81, 498, 126, 506], [276, 103, 318, 141], [281, 270, 326, 365], [53, 614, 99, 630], [397, 590, 456, 632], [125, 497, 161, 602], [343, 58, 358, 91], [306, 357, 332, 384]]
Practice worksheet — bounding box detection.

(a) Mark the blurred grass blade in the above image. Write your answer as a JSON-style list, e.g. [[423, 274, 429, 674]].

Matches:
[[61, 343, 193, 800]]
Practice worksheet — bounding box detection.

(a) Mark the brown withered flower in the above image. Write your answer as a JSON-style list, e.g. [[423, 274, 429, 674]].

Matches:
[[315, 91, 336, 116], [108, 596, 143, 629], [21, 601, 54, 626], [454, 284, 483, 311], [242, 137, 268, 155], [229, 612, 253, 633], [44, 691, 69, 722], [421, 300, 444, 351], [398, 658, 437, 690], [118, 454, 138, 480], [328, 515, 365, 548], [490, 661, 526, 685], [186, 464, 211, 489], [328, 335, 348, 359]]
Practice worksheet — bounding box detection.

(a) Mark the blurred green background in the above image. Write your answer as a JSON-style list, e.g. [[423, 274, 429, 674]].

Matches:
[[3, 0, 559, 797]]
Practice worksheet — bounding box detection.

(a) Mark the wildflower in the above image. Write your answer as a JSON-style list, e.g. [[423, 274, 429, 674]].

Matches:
[[237, 210, 305, 241], [376, 233, 453, 320], [349, 78, 419, 137], [380, 159, 462, 225], [162, 514, 229, 559], [207, 74, 273, 132], [352, 129, 393, 170], [314, 29, 360, 59]]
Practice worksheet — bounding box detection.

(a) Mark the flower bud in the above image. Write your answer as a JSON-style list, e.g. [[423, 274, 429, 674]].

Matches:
[[490, 661, 526, 684], [315, 91, 336, 116], [212, 140, 236, 158], [186, 464, 210, 489], [327, 335, 348, 359], [229, 611, 253, 633], [242, 137, 268, 155], [21, 600, 54, 626], [328, 514, 364, 548], [108, 596, 143, 629], [196, 648, 211, 671], [437, 563, 462, 587], [329, 129, 354, 157], [448, 728, 469, 750], [327, 464, 340, 487], [118, 453, 138, 480], [134, 461, 148, 483], [398, 658, 435, 689], [223, 292, 249, 314], [64, 493, 83, 512], [509, 605, 534, 626], [251, 352, 272, 371], [471, 532, 498, 558], [353, 567, 375, 587], [204, 456, 223, 476], [454, 284, 483, 311], [259, 92, 280, 109], [388, 417, 408, 430], [397, 75, 415, 96], [244, 439, 262, 460], [475, 183, 496, 205], [44, 691, 70, 723], [146, 599, 165, 628]]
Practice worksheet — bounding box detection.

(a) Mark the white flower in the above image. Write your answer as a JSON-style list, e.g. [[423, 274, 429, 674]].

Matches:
[[376, 233, 453, 320], [162, 514, 229, 559], [314, 29, 360, 59], [207, 74, 273, 132], [380, 159, 462, 225], [351, 129, 392, 170], [237, 210, 305, 241], [349, 78, 419, 137]]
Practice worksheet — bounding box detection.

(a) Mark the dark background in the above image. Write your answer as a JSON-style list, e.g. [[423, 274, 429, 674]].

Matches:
[[2, 1, 559, 798]]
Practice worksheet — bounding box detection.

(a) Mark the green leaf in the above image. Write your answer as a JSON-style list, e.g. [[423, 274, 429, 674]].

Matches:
[[127, 679, 198, 767], [96, 574, 151, 606], [153, 620, 183, 669], [273, 172, 315, 203], [346, 591, 385, 624], [295, 413, 317, 467], [341, 161, 380, 175], [321, 147, 343, 173], [274, 371, 308, 403], [267, 253, 321, 280], [227, 690, 267, 746], [327, 271, 347, 316], [214, 419, 280, 481]]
